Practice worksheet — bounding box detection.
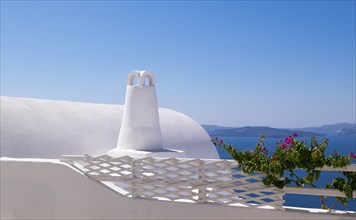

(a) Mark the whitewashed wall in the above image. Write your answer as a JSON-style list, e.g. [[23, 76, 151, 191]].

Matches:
[[1, 158, 350, 220], [0, 96, 219, 159]]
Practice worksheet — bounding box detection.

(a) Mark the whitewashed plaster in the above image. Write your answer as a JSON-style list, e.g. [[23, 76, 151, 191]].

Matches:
[[114, 70, 163, 152], [1, 158, 352, 220], [0, 96, 219, 159]]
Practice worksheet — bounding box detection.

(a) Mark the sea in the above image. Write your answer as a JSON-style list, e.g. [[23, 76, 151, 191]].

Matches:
[[214, 135, 356, 211]]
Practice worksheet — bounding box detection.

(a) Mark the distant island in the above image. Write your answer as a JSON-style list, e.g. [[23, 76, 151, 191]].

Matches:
[[294, 123, 356, 136], [202, 123, 356, 138]]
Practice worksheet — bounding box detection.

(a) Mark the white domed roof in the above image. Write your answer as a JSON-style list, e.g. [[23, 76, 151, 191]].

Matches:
[[0, 96, 219, 159]]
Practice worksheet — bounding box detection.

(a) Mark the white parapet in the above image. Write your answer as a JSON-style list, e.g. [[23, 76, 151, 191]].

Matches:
[[2, 157, 354, 219], [108, 71, 185, 158]]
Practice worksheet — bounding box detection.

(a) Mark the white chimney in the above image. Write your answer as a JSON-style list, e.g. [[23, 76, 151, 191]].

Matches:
[[108, 70, 185, 158]]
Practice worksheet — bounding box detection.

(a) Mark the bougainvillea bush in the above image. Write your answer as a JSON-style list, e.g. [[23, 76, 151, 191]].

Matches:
[[211, 134, 356, 210]]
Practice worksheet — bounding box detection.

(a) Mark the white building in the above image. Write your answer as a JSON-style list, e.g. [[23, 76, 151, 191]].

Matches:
[[1, 71, 355, 219]]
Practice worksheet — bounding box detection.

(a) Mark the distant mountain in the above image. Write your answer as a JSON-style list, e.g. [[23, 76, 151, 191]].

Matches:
[[338, 128, 356, 136], [202, 123, 356, 137], [201, 125, 232, 132], [294, 123, 356, 136], [205, 126, 325, 138]]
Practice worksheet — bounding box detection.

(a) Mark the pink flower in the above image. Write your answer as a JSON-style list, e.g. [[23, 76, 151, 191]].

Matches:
[[350, 152, 356, 159], [293, 133, 298, 138], [220, 139, 224, 144], [284, 136, 293, 145], [281, 144, 287, 149]]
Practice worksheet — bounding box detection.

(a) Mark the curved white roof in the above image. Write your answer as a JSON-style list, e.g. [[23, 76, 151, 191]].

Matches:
[[0, 96, 219, 159]]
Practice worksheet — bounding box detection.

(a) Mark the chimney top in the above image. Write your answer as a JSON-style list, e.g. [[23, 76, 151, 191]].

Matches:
[[127, 70, 156, 86]]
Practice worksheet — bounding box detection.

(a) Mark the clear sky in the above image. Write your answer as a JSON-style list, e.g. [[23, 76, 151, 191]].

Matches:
[[1, 1, 355, 128]]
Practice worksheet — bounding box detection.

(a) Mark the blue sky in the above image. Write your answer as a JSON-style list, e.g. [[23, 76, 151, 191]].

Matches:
[[1, 1, 355, 128]]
